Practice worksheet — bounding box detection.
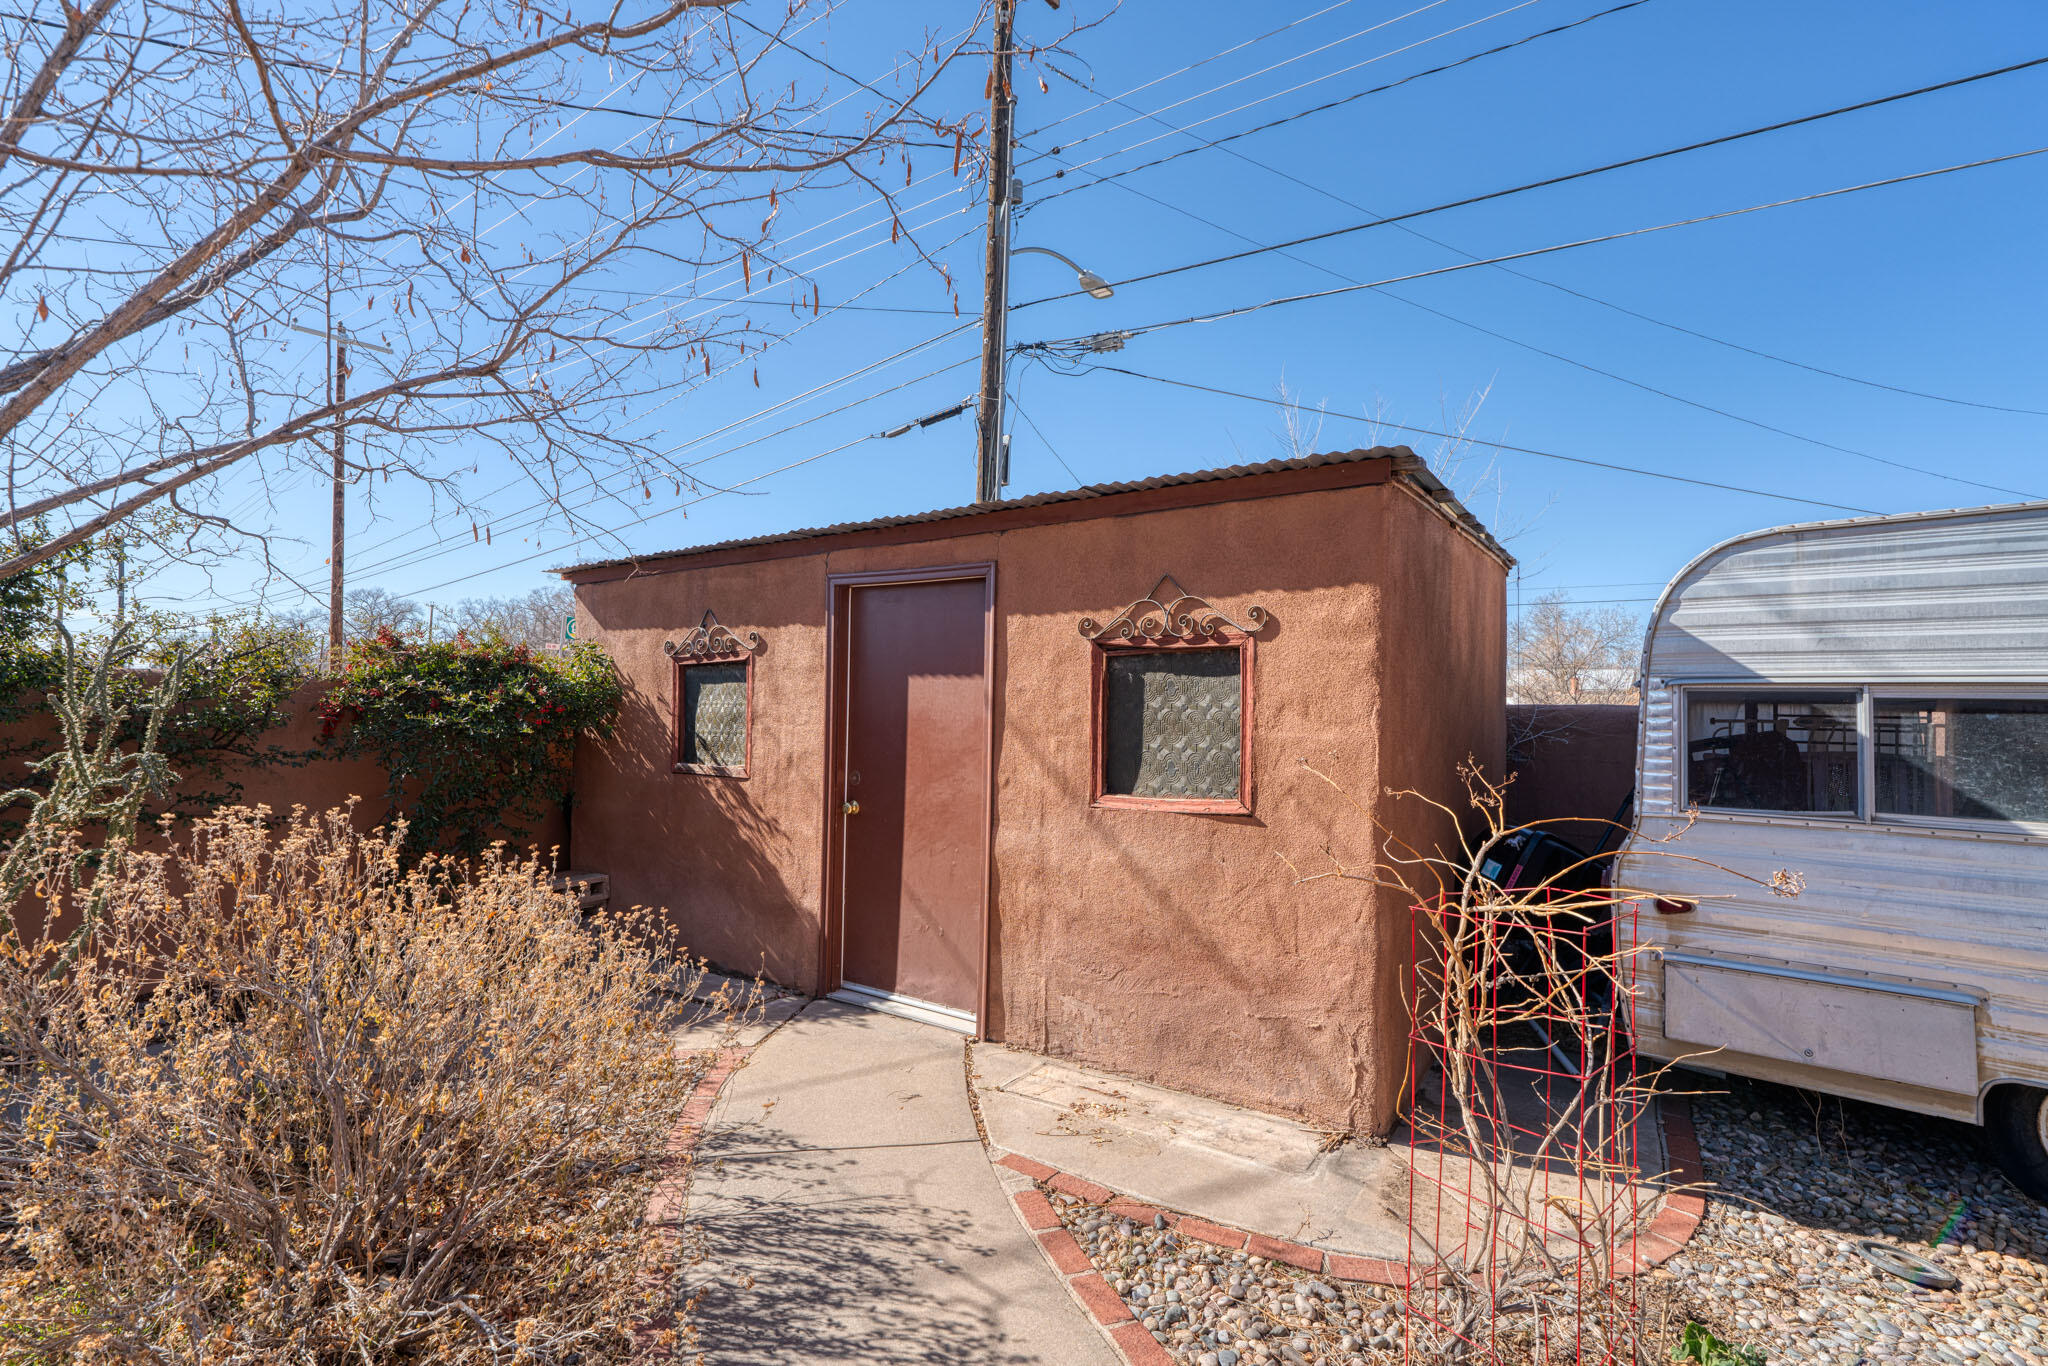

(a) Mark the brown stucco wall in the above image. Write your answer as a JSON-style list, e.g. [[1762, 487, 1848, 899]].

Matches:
[[1504, 702, 1638, 851], [566, 466, 1507, 1134], [1349, 484, 1510, 1128], [571, 554, 835, 987]]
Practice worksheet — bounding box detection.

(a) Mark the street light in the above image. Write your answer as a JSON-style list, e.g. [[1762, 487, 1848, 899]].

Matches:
[[1011, 245, 1114, 300], [976, 233, 1115, 502]]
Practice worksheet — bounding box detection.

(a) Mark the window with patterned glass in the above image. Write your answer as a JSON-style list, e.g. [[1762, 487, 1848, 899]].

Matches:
[[1097, 645, 1248, 808], [1875, 697, 2048, 825], [676, 661, 750, 775], [1685, 692, 1858, 814]]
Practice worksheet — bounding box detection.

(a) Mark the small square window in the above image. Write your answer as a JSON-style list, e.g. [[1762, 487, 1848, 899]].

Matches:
[[1092, 641, 1252, 813], [675, 660, 751, 776], [1685, 692, 1857, 814]]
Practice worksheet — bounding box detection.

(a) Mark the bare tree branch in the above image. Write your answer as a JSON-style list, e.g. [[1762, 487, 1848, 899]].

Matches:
[[0, 0, 1017, 582]]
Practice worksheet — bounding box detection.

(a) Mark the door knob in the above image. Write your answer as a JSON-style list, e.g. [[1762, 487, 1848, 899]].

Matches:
[[842, 800, 861, 816]]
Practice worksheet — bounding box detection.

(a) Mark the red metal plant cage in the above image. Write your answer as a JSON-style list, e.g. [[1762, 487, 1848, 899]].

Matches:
[[1402, 890, 1652, 1365]]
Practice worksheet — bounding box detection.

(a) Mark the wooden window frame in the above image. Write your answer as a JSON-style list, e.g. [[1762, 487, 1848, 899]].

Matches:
[[673, 654, 754, 779], [1089, 632, 1255, 815]]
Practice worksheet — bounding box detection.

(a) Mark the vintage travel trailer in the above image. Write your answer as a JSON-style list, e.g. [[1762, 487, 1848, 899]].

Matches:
[[1615, 500, 2048, 1199]]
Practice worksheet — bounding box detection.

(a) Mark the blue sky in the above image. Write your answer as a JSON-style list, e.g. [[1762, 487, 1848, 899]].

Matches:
[[191, 0, 2048, 625]]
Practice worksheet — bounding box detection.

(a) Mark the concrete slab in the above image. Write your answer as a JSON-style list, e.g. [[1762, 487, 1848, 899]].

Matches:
[[972, 1042, 1672, 1264], [671, 971, 807, 1053], [684, 1001, 1117, 1364], [973, 1042, 1408, 1257]]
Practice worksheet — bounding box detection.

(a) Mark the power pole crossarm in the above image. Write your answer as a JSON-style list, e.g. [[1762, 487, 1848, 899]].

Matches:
[[973, 0, 1016, 506]]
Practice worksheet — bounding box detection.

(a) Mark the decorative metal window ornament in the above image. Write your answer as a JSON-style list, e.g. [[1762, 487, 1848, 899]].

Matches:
[[1078, 574, 1269, 642], [664, 609, 763, 660]]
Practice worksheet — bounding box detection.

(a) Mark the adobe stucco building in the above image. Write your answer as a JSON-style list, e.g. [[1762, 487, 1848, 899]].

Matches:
[[559, 448, 1509, 1135]]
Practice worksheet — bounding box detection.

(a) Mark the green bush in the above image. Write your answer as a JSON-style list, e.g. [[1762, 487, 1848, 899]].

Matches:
[[320, 631, 621, 858]]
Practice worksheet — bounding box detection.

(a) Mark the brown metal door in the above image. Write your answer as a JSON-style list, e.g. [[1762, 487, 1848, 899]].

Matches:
[[839, 578, 988, 1016]]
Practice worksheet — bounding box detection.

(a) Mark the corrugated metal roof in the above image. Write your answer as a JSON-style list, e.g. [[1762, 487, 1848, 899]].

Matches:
[[555, 447, 1512, 575]]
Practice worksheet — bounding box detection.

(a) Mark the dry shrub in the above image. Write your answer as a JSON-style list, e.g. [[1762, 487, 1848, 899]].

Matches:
[[0, 805, 710, 1363]]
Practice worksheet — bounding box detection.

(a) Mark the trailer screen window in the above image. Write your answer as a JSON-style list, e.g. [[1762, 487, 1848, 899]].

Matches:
[[1686, 693, 1859, 814], [1875, 698, 2048, 825]]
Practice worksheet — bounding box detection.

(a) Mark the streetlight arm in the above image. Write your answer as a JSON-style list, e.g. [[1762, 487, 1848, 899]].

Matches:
[[1010, 245, 1089, 275], [1010, 244, 1114, 300]]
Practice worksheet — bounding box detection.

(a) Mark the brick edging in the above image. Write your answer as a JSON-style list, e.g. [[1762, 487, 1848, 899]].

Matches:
[[1004, 1180, 1175, 1365], [635, 1044, 756, 1361], [997, 1090, 1706, 1315]]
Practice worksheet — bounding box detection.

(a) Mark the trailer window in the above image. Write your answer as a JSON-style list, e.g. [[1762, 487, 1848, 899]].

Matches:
[[1875, 698, 2048, 825], [1686, 693, 1859, 814]]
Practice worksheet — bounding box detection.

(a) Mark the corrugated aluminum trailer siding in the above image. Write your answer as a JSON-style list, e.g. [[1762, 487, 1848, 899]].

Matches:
[[1620, 502, 2048, 1122]]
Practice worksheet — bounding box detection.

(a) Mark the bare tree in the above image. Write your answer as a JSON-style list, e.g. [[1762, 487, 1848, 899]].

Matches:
[[1272, 375, 1327, 460], [1509, 590, 1641, 705], [445, 583, 573, 650], [339, 586, 423, 642], [0, 0, 1010, 583]]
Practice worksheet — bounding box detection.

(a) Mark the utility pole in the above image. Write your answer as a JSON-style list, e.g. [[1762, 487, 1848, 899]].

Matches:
[[330, 326, 348, 664], [973, 0, 1017, 505], [290, 321, 391, 669]]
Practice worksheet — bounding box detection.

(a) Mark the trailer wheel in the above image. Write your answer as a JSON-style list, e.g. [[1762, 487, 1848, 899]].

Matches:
[[1985, 1085, 2048, 1204]]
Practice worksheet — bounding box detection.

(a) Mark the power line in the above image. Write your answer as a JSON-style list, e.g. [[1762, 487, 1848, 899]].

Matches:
[[1017, 0, 1369, 142], [322, 212, 982, 577], [1021, 41, 2048, 420], [325, 327, 980, 586], [1479, 271, 2048, 418], [1013, 400, 1083, 488], [1021, 148, 2048, 341], [403, 394, 974, 598], [1019, 56, 2048, 306], [1374, 291, 2040, 499], [213, 315, 981, 612], [352, 351, 977, 586], [1053, 361, 1882, 515], [1026, 0, 1654, 188], [1014, 123, 2039, 499], [2, 9, 875, 128], [1020, 0, 1482, 167]]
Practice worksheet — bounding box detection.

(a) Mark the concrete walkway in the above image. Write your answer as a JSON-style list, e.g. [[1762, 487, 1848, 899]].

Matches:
[[973, 1041, 1672, 1264], [683, 1000, 1118, 1364], [975, 1042, 1409, 1258]]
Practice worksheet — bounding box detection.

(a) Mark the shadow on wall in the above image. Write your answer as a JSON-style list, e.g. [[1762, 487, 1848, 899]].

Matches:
[[1505, 704, 1638, 851], [600, 679, 809, 989]]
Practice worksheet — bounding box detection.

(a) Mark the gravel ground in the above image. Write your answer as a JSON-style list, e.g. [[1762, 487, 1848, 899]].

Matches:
[[1044, 1188, 1404, 1366], [1047, 1070, 2048, 1365], [1664, 1070, 2047, 1366]]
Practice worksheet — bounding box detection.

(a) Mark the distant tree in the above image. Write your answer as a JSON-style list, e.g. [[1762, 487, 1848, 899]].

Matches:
[[1509, 591, 1641, 705], [446, 586, 574, 652], [339, 587, 423, 643]]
